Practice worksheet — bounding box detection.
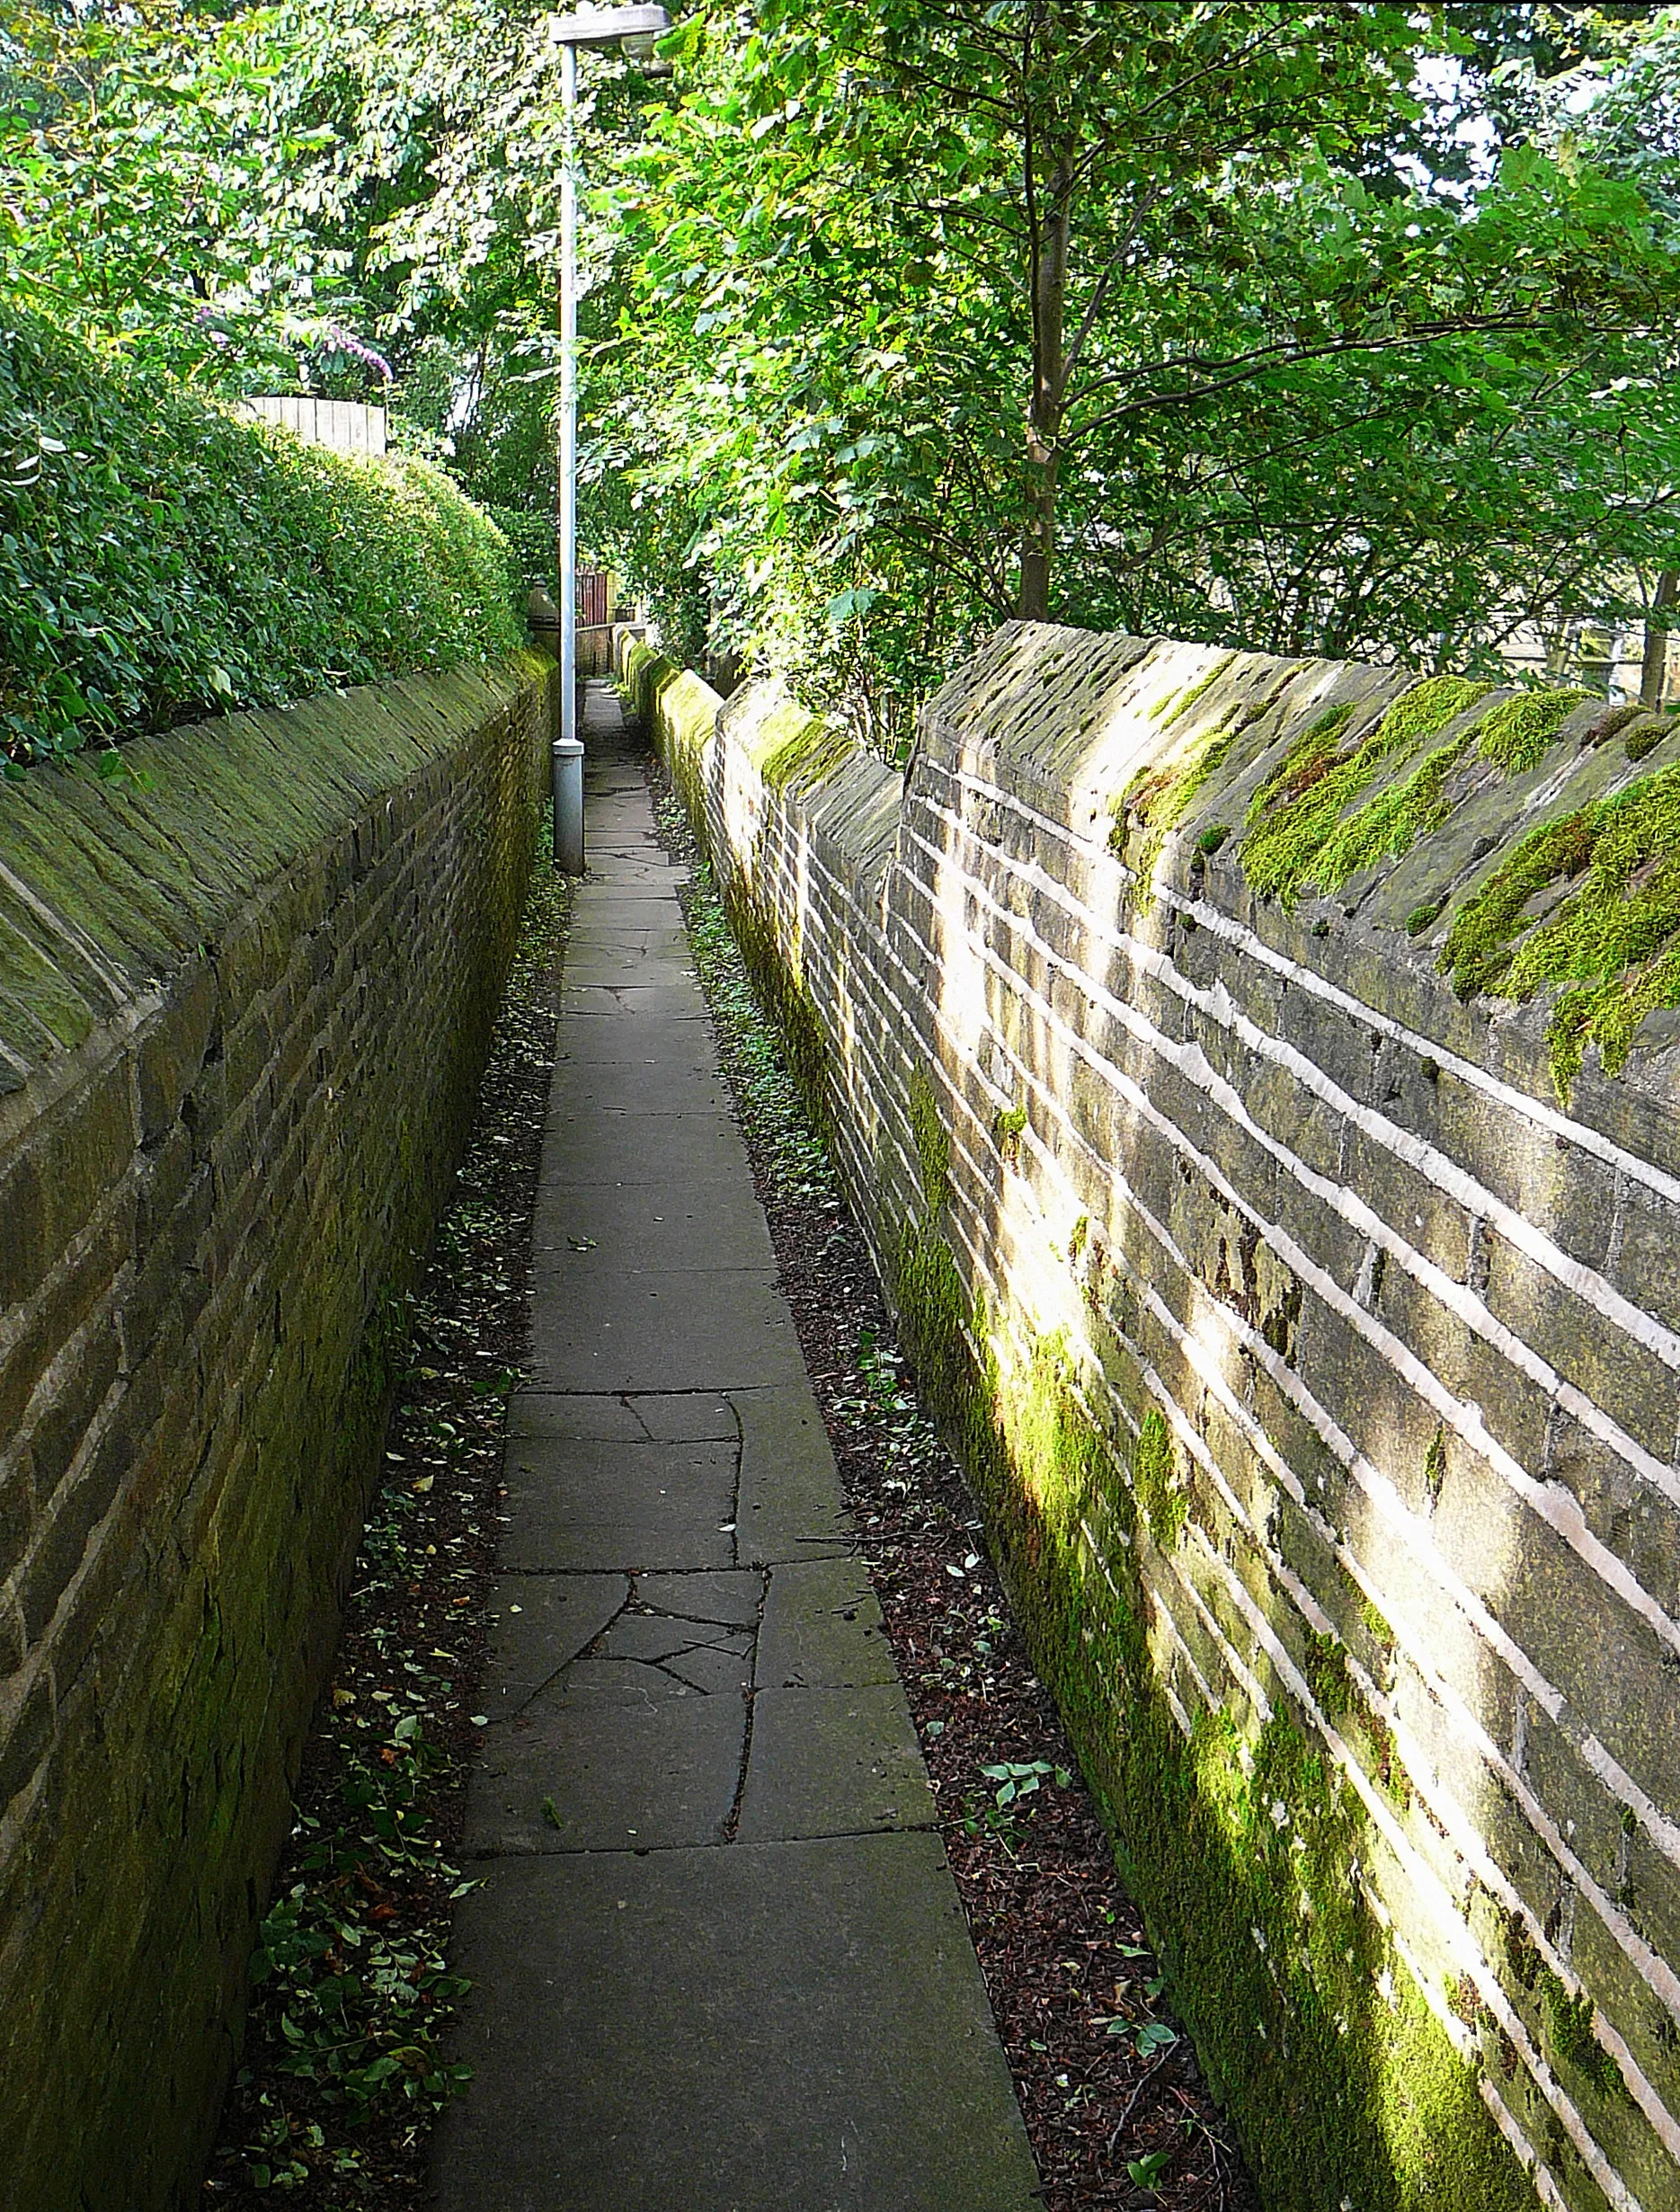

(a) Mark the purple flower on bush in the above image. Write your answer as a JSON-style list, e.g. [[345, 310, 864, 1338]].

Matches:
[[323, 325, 394, 386]]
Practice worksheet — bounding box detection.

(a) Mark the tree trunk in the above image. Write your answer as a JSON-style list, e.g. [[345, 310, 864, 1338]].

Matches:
[[1019, 150, 1074, 623], [1640, 570, 1677, 709]]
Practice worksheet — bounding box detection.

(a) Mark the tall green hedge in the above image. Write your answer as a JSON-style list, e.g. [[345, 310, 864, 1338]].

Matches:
[[0, 305, 525, 765]]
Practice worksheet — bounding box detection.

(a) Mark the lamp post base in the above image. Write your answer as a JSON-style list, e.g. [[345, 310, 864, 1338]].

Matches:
[[553, 736, 585, 874]]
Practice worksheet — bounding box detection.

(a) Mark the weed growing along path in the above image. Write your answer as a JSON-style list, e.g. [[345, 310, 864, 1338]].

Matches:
[[202, 848, 571, 2209], [651, 764, 1258, 2212]]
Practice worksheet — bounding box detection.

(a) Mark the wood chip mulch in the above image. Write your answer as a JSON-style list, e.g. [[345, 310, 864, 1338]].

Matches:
[[650, 757, 1258, 2212]]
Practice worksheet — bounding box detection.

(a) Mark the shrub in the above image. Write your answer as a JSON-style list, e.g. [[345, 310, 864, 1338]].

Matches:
[[0, 302, 524, 764]]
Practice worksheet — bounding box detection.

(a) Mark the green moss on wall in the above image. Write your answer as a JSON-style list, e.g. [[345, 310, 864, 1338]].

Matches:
[[1131, 1405, 1187, 1548], [1110, 697, 1246, 891], [1622, 714, 1673, 764], [993, 1100, 1027, 1166], [1424, 1426, 1448, 1503], [1305, 1628, 1355, 1715], [1308, 727, 1477, 891], [1362, 1597, 1397, 1652], [876, 1216, 1535, 2212], [1240, 680, 1490, 905], [907, 1064, 951, 1213], [760, 714, 853, 792], [1475, 690, 1590, 776], [1541, 1972, 1624, 2103], [1441, 760, 1680, 1098], [721, 881, 833, 1142]]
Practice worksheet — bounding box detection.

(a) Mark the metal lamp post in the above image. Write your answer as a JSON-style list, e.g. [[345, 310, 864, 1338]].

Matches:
[[549, 3, 672, 873]]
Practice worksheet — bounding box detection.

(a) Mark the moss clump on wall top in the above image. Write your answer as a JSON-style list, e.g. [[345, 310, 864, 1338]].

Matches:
[[1112, 699, 1244, 871], [760, 712, 853, 793], [1240, 677, 1492, 903], [1443, 759, 1680, 1097], [1474, 688, 1591, 776], [1216, 661, 1676, 1097], [0, 300, 523, 766]]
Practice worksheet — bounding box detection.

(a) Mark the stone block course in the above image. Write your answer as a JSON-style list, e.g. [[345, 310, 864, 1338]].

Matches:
[[630, 619, 1680, 2212], [0, 652, 550, 2212]]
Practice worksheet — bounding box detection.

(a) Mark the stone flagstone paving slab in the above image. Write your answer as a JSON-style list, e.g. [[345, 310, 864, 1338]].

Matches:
[[431, 682, 1041, 2212]]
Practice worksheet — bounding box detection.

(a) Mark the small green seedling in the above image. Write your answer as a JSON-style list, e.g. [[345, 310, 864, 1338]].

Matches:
[[980, 1760, 1071, 1807]]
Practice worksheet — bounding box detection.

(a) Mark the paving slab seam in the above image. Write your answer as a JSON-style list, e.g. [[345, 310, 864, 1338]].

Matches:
[[462, 1822, 947, 1863], [514, 1382, 816, 1398]]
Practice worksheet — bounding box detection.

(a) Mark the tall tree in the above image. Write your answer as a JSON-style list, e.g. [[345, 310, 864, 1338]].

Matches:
[[599, 1, 1680, 743]]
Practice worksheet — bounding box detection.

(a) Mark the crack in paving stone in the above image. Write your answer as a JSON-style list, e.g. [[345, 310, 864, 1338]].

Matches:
[[721, 1576, 769, 1844], [488, 1578, 637, 1722]]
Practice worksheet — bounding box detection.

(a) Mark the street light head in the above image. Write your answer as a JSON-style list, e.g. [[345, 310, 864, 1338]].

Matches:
[[549, 3, 672, 48]]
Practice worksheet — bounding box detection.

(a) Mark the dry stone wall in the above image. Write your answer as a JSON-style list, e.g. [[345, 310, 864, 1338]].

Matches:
[[624, 624, 1680, 2212], [0, 655, 552, 2211]]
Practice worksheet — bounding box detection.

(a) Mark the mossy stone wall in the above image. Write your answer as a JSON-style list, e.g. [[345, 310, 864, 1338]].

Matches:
[[0, 653, 553, 2211], [625, 622, 1680, 2212]]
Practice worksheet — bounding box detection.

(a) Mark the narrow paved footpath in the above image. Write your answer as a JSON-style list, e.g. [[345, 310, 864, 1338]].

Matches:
[[432, 685, 1042, 2211]]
